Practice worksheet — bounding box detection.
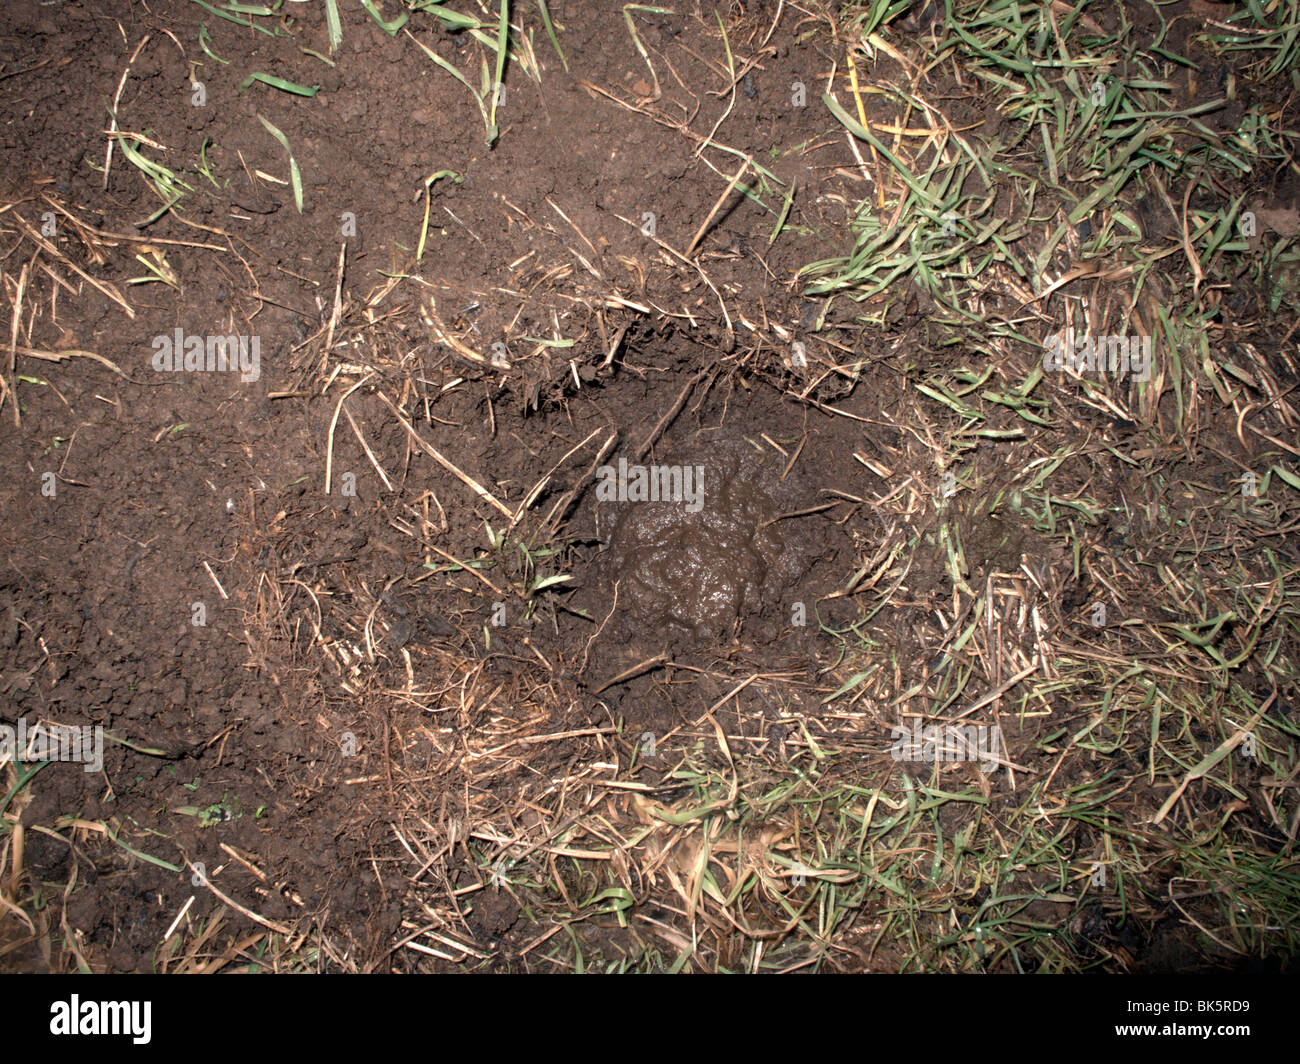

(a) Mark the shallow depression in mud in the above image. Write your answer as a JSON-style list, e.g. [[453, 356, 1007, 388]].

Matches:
[[587, 413, 840, 653]]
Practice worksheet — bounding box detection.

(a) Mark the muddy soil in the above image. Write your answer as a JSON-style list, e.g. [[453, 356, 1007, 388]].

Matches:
[[2, 0, 1294, 974], [0, 0, 876, 971], [597, 429, 820, 645]]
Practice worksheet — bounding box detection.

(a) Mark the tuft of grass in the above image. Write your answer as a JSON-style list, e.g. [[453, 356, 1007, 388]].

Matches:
[[110, 127, 194, 226]]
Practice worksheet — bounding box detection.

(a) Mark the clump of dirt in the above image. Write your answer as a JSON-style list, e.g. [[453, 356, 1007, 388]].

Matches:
[[596, 429, 816, 646]]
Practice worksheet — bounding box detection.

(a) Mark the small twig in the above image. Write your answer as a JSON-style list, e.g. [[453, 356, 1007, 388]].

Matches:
[[325, 374, 371, 496], [781, 435, 808, 482], [686, 154, 751, 257], [189, 862, 292, 937], [343, 403, 394, 492], [580, 580, 619, 677], [758, 501, 842, 529], [377, 392, 512, 517], [161, 895, 195, 943], [476, 726, 619, 757], [10, 212, 135, 318], [615, 212, 734, 343], [592, 654, 669, 695], [510, 427, 602, 533], [7, 260, 28, 427], [547, 197, 600, 260], [424, 542, 505, 597], [0, 57, 56, 82], [40, 196, 227, 250], [11, 345, 125, 376], [547, 430, 618, 534], [324, 241, 345, 357], [202, 561, 228, 601], [636, 369, 706, 461]]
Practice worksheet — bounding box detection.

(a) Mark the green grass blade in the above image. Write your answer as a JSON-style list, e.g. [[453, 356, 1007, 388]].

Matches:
[[238, 71, 319, 96], [324, 0, 342, 51], [537, 0, 567, 71], [256, 114, 304, 213]]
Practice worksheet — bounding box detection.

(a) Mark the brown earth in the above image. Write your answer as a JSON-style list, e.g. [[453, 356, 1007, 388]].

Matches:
[[0, 0, 885, 972], [1, 0, 1296, 973]]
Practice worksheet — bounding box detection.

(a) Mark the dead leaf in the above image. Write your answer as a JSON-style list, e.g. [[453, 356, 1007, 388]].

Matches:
[[1254, 205, 1300, 237]]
